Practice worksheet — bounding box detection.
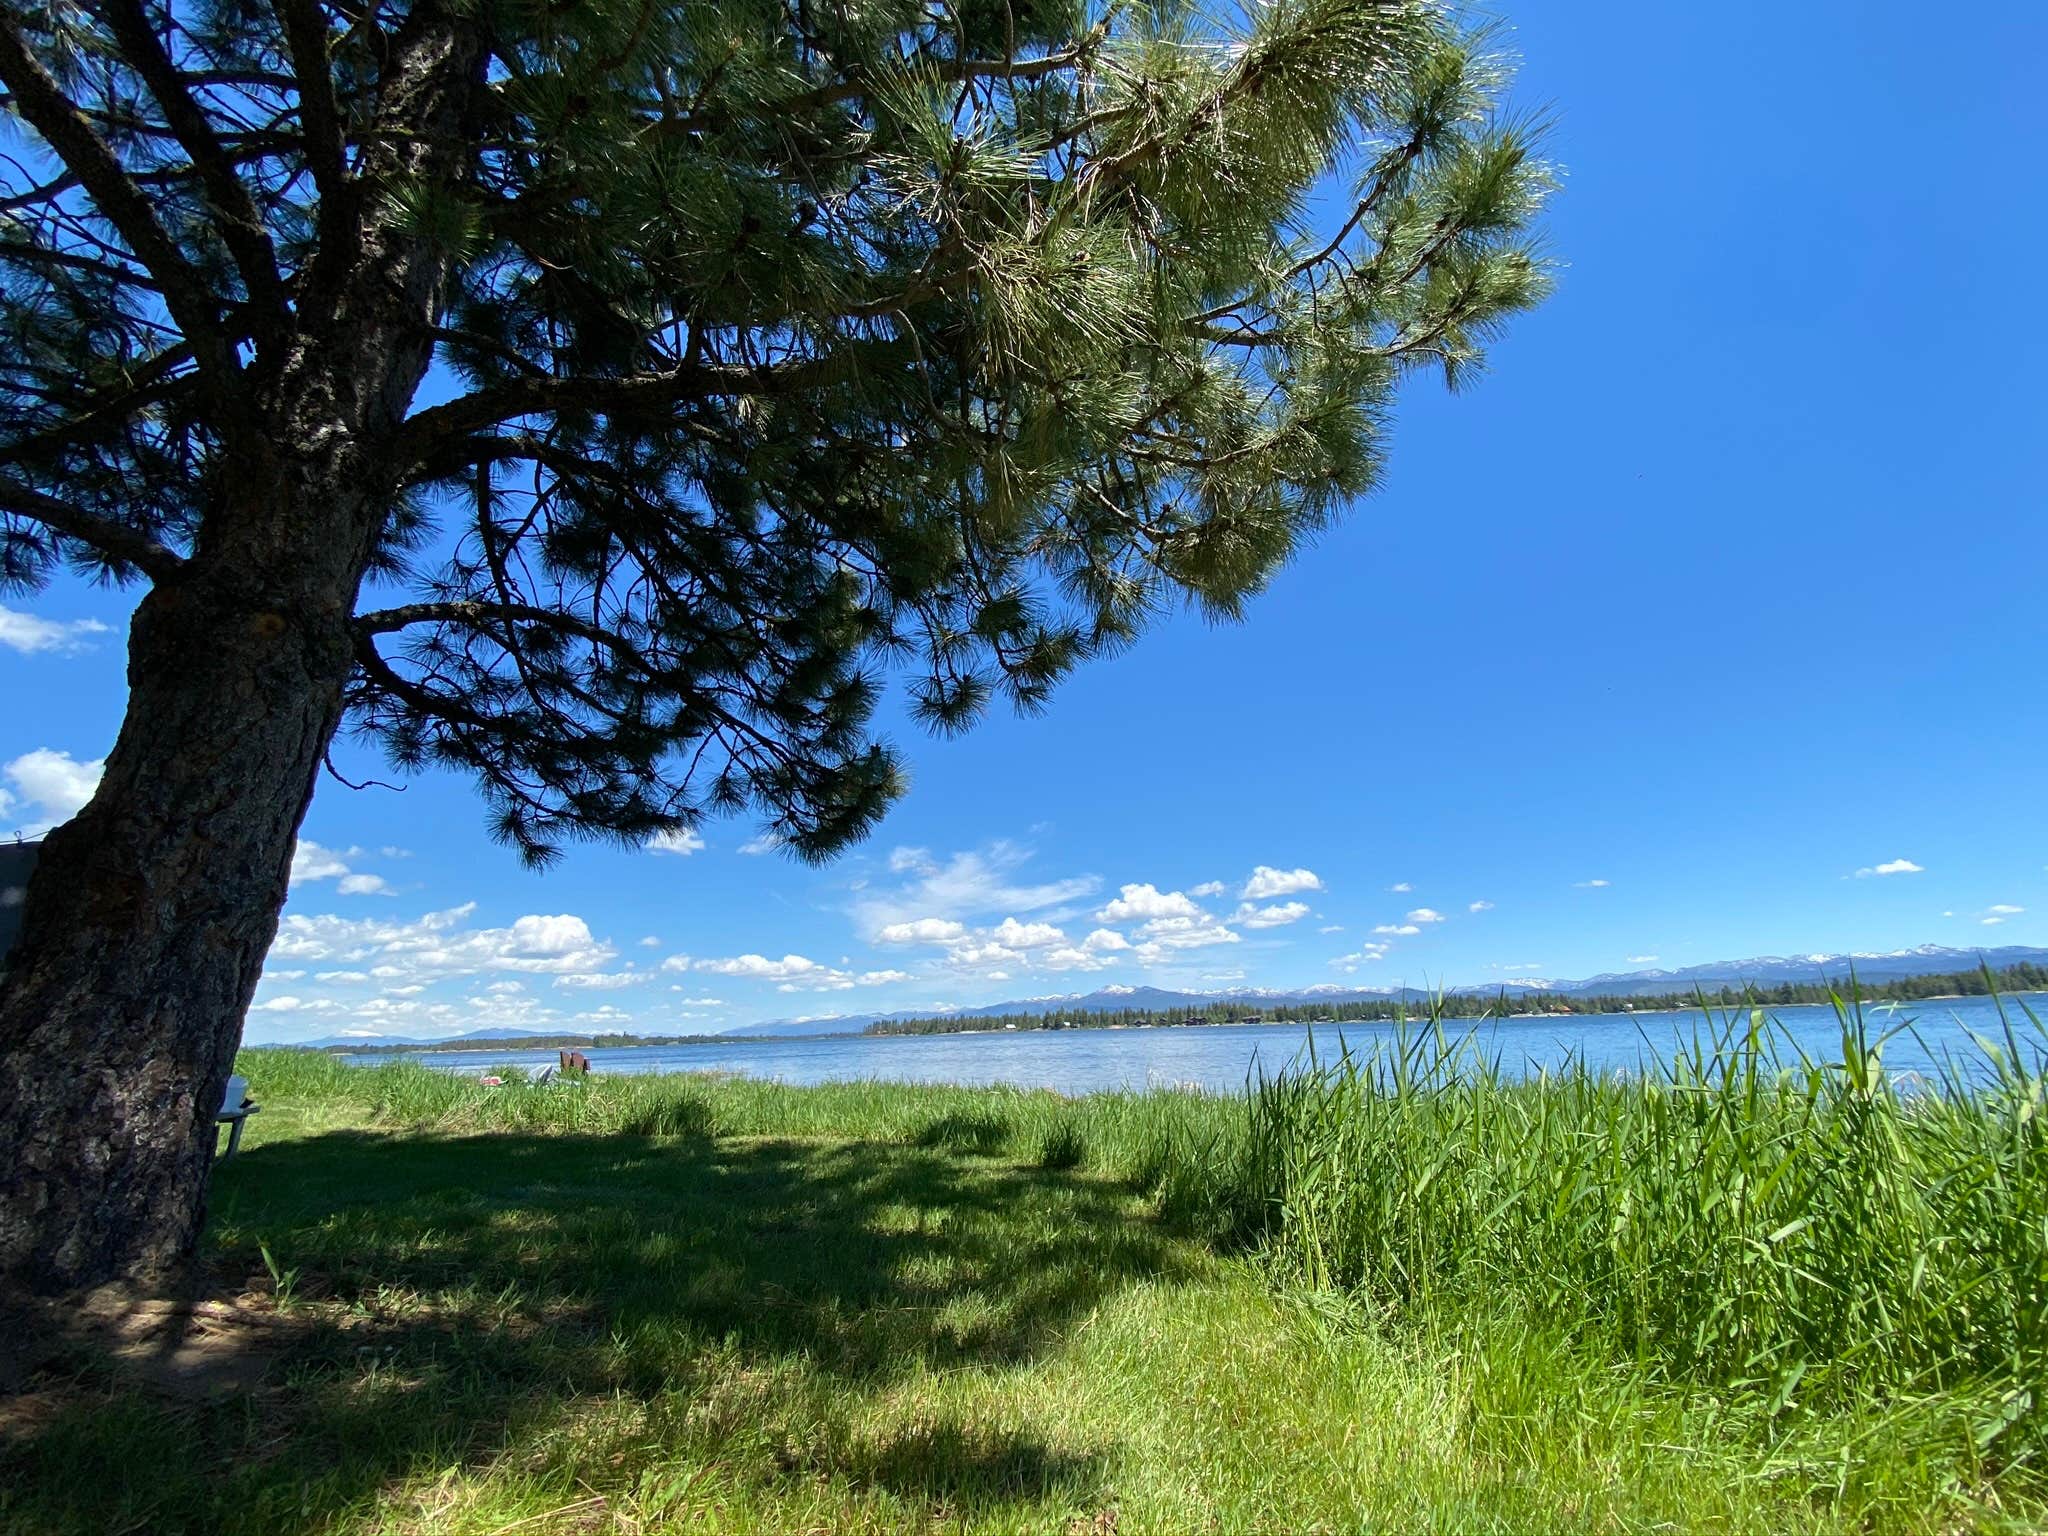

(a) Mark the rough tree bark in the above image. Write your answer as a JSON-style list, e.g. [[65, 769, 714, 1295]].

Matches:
[[0, 8, 484, 1295]]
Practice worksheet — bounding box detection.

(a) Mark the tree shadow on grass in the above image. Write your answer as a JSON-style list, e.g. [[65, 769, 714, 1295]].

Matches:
[[1, 1125, 1188, 1534]]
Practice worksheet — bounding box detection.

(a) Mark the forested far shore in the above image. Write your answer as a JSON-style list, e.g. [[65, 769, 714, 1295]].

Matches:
[[863, 963, 2048, 1036], [300, 963, 2048, 1054]]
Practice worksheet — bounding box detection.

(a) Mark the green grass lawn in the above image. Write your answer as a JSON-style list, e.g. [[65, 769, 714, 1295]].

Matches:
[[2, 1050, 2040, 1534]]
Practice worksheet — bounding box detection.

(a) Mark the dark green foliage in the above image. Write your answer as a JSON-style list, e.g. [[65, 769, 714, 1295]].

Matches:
[[0, 0, 1553, 861]]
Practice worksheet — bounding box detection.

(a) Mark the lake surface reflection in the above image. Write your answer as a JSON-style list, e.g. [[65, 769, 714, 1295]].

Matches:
[[346, 995, 2045, 1095]]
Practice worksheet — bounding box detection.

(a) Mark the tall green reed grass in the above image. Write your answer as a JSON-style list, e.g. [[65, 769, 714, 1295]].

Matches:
[[1217, 991, 2047, 1464], [239, 1045, 1240, 1186], [243, 988, 2047, 1472]]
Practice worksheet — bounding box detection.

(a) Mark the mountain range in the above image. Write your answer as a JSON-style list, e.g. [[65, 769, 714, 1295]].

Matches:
[[290, 945, 2046, 1047]]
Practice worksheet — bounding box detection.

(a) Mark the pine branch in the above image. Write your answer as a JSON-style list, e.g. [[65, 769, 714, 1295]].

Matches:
[[0, 478, 187, 580], [0, 10, 240, 394], [396, 339, 916, 459], [97, 0, 291, 327]]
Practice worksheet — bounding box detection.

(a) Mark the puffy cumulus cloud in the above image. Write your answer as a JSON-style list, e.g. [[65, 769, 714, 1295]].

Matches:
[[553, 971, 644, 989], [1853, 859, 1922, 878], [1468, 900, 1494, 913], [694, 951, 911, 993], [267, 902, 616, 980], [1406, 908, 1446, 924], [510, 913, 599, 955], [647, 827, 706, 856], [1329, 942, 1391, 973], [855, 842, 1097, 936], [1232, 900, 1311, 929], [1373, 923, 1420, 936], [0, 604, 109, 655], [1096, 883, 1201, 923], [1189, 880, 1226, 899], [249, 995, 342, 1014], [1242, 866, 1323, 900], [639, 936, 661, 947], [1040, 928, 1133, 972], [1132, 915, 1239, 953], [988, 917, 1064, 949], [0, 748, 102, 835], [289, 840, 395, 896], [876, 917, 967, 945], [696, 952, 824, 980], [777, 967, 911, 994]]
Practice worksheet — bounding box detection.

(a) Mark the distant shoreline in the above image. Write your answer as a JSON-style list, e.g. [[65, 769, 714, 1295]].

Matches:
[[315, 983, 2048, 1056]]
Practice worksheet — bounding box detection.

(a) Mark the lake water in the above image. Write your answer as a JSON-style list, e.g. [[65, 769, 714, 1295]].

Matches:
[[345, 995, 2046, 1096]]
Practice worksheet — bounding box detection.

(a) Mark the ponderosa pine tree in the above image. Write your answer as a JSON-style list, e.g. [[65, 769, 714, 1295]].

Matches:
[[0, 0, 1553, 1290]]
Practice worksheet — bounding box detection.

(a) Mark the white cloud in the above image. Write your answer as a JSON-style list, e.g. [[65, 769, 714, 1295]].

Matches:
[[1407, 908, 1446, 924], [289, 839, 395, 896], [1625, 954, 1660, 965], [1, 748, 103, 834], [1468, 900, 1494, 913], [773, 967, 911, 994], [855, 842, 1097, 936], [1318, 924, 1344, 934], [267, 904, 616, 995], [695, 952, 822, 980], [510, 913, 598, 955], [876, 917, 968, 945], [1190, 881, 1226, 898], [1097, 883, 1201, 922], [1387, 882, 1412, 894], [1982, 917, 2006, 927], [1329, 942, 1391, 972], [647, 828, 706, 856], [638, 935, 661, 947], [1988, 904, 2025, 915], [1131, 915, 1240, 955], [1232, 900, 1311, 929], [1575, 879, 1611, 889], [989, 917, 1065, 948], [1852, 859, 1921, 878], [737, 834, 781, 856], [1373, 923, 1420, 936], [0, 604, 109, 655], [1242, 866, 1324, 900], [290, 840, 352, 885], [554, 971, 642, 989]]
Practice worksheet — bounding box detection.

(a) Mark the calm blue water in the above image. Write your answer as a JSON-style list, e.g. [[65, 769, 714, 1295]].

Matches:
[[345, 995, 2045, 1095]]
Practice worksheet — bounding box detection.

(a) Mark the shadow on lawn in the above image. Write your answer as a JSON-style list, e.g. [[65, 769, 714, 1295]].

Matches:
[[0, 1126, 1179, 1535]]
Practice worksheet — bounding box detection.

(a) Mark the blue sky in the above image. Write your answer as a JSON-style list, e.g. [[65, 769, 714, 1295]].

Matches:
[[5, 1, 2047, 1042]]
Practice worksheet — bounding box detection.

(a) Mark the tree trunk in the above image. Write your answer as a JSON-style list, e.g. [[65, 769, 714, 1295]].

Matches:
[[0, 528, 364, 1294], [0, 0, 483, 1297]]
